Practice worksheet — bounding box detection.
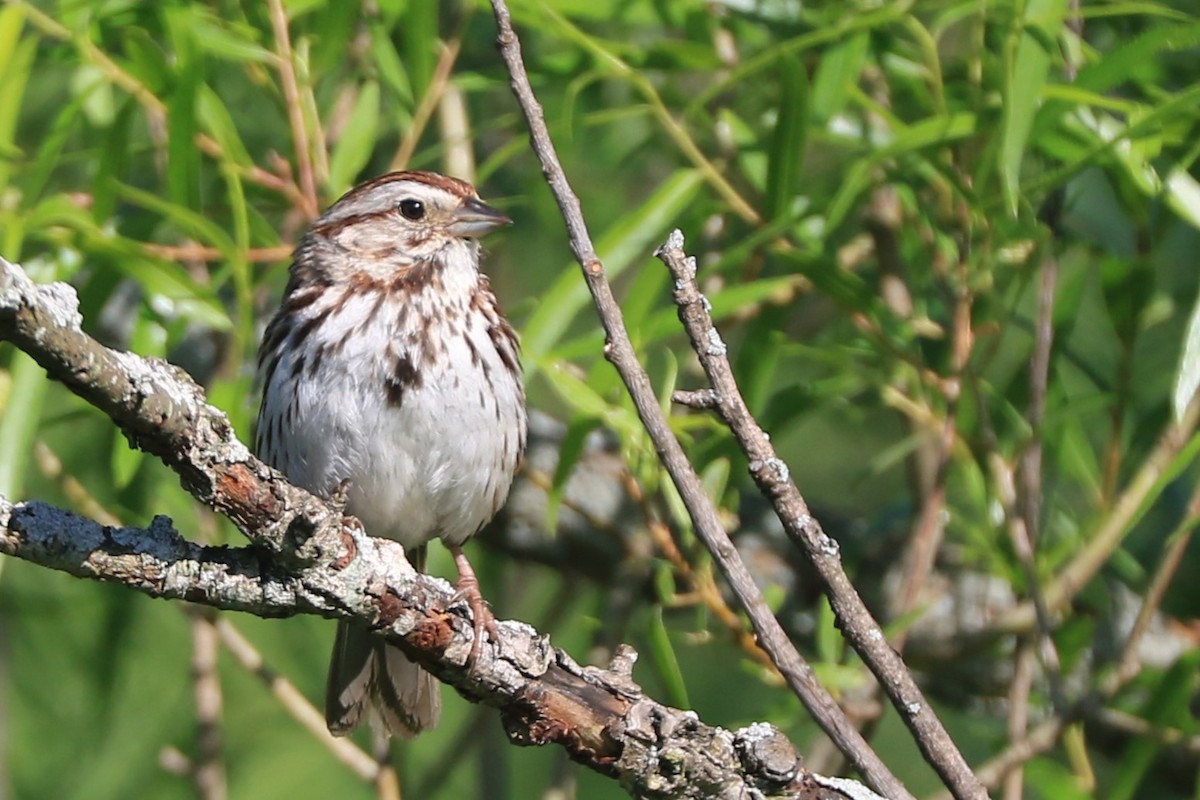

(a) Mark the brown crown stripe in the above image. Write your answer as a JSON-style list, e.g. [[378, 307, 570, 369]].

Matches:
[[334, 170, 479, 206]]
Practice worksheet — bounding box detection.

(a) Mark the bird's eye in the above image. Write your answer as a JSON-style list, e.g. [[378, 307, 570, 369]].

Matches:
[[398, 199, 425, 221]]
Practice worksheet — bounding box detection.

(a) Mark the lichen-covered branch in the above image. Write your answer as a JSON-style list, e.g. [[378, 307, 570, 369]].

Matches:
[[0, 255, 882, 798], [0, 255, 339, 566]]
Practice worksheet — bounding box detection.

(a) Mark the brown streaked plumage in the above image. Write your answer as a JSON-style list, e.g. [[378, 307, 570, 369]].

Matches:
[[255, 171, 526, 738]]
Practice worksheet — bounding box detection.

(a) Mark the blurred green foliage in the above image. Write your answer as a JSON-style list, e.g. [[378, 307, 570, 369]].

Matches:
[[2, 0, 1200, 798]]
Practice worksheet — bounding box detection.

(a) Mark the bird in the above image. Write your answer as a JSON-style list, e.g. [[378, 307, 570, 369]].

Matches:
[[255, 170, 527, 736]]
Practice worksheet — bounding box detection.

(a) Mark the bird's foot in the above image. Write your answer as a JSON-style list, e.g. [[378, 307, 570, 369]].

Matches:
[[448, 545, 498, 669]]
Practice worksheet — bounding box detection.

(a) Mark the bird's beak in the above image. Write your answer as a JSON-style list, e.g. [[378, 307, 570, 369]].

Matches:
[[449, 197, 512, 237]]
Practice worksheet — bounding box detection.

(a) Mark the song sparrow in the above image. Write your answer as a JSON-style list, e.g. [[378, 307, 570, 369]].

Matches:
[[255, 171, 527, 737]]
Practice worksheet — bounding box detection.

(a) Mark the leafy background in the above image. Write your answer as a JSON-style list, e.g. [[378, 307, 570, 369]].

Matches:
[[2, 0, 1200, 798]]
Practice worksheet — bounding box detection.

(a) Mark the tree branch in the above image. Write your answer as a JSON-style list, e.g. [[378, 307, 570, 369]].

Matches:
[[482, 3, 940, 796], [0, 254, 886, 799], [654, 232, 985, 799]]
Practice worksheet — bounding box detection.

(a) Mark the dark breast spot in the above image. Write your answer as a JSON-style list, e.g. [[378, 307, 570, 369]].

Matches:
[[384, 351, 423, 407]]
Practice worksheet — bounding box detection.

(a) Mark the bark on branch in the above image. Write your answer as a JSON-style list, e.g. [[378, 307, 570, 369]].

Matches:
[[0, 255, 884, 799]]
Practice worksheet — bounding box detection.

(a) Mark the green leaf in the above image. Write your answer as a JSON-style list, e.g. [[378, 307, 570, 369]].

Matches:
[[197, 86, 254, 168], [190, 14, 275, 64], [115, 182, 237, 253], [164, 9, 202, 210], [814, 596, 842, 664], [544, 416, 598, 536], [369, 21, 414, 107], [1000, 0, 1068, 216], [110, 427, 145, 490], [0, 3, 26, 80], [1173, 287, 1200, 420], [809, 31, 868, 124], [93, 100, 137, 223], [402, 1, 437, 97], [826, 112, 977, 230], [0, 352, 48, 500], [0, 34, 34, 190], [23, 93, 90, 206], [646, 607, 690, 710], [539, 360, 613, 419], [698, 457, 730, 509], [69, 63, 115, 128], [328, 81, 380, 193], [1108, 651, 1200, 800], [524, 168, 704, 360], [764, 52, 807, 221], [1075, 21, 1200, 95]]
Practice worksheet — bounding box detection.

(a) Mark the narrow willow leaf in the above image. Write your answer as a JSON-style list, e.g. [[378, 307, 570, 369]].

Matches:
[[524, 169, 703, 360], [197, 86, 254, 167], [25, 94, 89, 205], [328, 81, 380, 194], [93, 100, 136, 223], [370, 21, 413, 107], [115, 183, 237, 252], [190, 14, 275, 63], [0, 3, 25, 80], [764, 52, 807, 221], [1076, 21, 1200, 94], [539, 360, 613, 419], [403, 1, 436, 97], [646, 607, 690, 710], [0, 37, 34, 190], [1001, 0, 1068, 215], [826, 112, 976, 230], [164, 10, 201, 209], [1173, 289, 1200, 421], [809, 31, 868, 124], [544, 415, 598, 536], [1108, 651, 1200, 800], [0, 353, 46, 500]]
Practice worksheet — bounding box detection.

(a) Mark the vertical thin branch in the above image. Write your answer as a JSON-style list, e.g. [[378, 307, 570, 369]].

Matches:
[[188, 609, 228, 800], [370, 734, 401, 800], [1009, 0, 1076, 716], [268, 0, 319, 219], [486, 4, 917, 798], [893, 256, 974, 628], [1002, 642, 1035, 800], [1111, 488, 1200, 686], [656, 232, 984, 799]]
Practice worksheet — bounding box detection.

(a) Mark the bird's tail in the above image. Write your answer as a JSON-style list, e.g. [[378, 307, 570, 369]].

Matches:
[[324, 544, 440, 737]]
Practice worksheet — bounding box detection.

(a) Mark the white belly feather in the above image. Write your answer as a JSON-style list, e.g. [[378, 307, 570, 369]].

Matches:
[[258, 279, 525, 548]]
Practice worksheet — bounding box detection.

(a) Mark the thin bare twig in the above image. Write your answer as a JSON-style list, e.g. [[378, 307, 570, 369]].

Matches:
[[961, 395, 1200, 650], [654, 232, 985, 800], [268, 0, 319, 219], [1001, 642, 1035, 800], [188, 608, 228, 800], [140, 243, 294, 264], [486, 4, 917, 797]]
